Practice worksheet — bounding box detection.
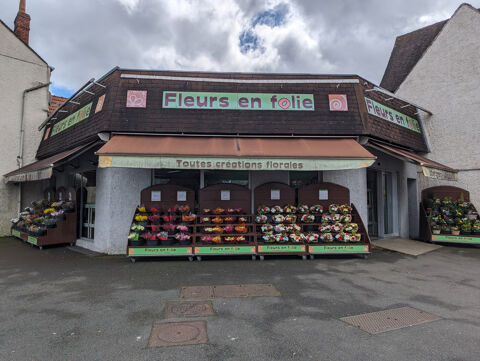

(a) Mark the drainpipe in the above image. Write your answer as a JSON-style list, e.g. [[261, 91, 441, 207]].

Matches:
[[17, 82, 50, 213]]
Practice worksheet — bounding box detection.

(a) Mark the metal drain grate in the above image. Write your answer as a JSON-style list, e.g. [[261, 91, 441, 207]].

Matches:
[[148, 321, 208, 347], [164, 301, 214, 319], [340, 306, 441, 334], [181, 284, 280, 299]]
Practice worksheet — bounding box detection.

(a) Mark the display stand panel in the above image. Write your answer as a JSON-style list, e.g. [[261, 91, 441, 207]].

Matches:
[[44, 188, 56, 203], [198, 184, 251, 214], [420, 186, 480, 245], [140, 184, 195, 213], [298, 182, 350, 207], [196, 184, 255, 258], [254, 182, 295, 210]]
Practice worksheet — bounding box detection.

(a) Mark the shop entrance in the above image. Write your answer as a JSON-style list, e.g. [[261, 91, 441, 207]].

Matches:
[[76, 171, 96, 240], [367, 170, 378, 238]]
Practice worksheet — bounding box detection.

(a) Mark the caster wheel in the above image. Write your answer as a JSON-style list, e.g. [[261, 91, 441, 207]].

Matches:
[[309, 255, 315, 260], [188, 256, 194, 262], [259, 256, 265, 261], [196, 256, 202, 261], [302, 255, 307, 261], [39, 246, 43, 250], [252, 255, 257, 261], [130, 258, 136, 263]]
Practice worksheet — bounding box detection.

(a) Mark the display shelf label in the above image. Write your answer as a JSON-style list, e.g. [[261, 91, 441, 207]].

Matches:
[[308, 244, 369, 254], [319, 189, 328, 200], [221, 190, 231, 201], [194, 246, 256, 255], [257, 245, 306, 253], [27, 236, 38, 245], [271, 189, 280, 200], [128, 247, 193, 256], [432, 235, 480, 244], [12, 229, 21, 238], [177, 191, 187, 201]]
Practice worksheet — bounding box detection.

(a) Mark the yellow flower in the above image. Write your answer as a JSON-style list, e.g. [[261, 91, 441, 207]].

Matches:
[[43, 208, 55, 214]]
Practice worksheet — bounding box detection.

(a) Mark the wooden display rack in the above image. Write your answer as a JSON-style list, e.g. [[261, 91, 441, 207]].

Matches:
[[254, 182, 308, 260], [194, 184, 256, 260], [11, 187, 77, 249], [420, 186, 480, 245], [298, 183, 371, 258], [127, 184, 196, 262]]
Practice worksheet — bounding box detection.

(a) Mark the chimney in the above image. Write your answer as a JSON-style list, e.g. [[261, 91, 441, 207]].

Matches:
[[14, 0, 30, 45]]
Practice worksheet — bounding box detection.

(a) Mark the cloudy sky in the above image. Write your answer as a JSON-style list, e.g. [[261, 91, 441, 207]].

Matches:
[[2, 0, 478, 97]]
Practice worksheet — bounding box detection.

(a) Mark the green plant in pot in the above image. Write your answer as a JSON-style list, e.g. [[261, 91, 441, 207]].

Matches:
[[461, 222, 472, 235], [441, 224, 450, 234], [451, 226, 460, 236], [473, 221, 480, 235], [432, 224, 441, 235]]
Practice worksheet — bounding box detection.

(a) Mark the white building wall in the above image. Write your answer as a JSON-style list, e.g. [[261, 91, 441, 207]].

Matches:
[[396, 4, 480, 207], [0, 23, 50, 235]]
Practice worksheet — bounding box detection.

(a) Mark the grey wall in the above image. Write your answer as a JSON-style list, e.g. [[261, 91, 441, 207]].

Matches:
[[323, 168, 368, 226], [79, 167, 151, 254]]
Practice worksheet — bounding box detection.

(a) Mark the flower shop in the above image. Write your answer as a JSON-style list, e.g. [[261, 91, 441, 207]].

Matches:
[[3, 68, 463, 257]]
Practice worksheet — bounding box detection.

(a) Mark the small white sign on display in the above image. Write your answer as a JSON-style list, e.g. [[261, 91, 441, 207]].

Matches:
[[271, 189, 281, 200], [319, 189, 329, 200], [221, 190, 231, 201], [151, 191, 161, 202], [177, 191, 187, 201]]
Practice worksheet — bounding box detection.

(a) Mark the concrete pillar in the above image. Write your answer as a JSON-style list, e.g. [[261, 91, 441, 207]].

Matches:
[[87, 167, 151, 254], [323, 168, 368, 225]]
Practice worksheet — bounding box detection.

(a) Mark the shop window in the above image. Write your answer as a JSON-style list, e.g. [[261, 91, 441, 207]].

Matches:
[[290, 171, 318, 188], [153, 170, 200, 191], [204, 170, 248, 187]]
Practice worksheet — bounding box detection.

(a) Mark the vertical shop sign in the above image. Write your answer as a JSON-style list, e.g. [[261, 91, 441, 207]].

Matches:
[[95, 94, 106, 113]]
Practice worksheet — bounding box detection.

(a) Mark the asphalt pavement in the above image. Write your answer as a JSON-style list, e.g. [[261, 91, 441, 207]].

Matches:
[[0, 237, 479, 361]]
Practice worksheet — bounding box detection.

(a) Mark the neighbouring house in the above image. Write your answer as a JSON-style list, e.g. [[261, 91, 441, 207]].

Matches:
[[0, 0, 53, 235], [381, 3, 480, 206]]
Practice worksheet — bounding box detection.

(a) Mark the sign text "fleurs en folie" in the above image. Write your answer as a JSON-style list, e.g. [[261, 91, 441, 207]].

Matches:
[[163, 91, 315, 111]]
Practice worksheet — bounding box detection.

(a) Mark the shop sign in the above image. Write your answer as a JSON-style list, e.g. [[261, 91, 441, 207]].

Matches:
[[365, 97, 421, 133], [27, 236, 37, 245], [194, 246, 256, 255], [257, 245, 306, 253], [95, 94, 106, 113], [12, 229, 21, 238], [163, 91, 314, 111], [308, 245, 369, 254], [128, 247, 193, 256], [422, 167, 458, 181], [98, 155, 375, 171], [431, 235, 480, 244], [51, 102, 93, 136]]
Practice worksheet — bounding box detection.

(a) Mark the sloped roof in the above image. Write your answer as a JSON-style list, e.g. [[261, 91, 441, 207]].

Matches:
[[48, 95, 67, 114], [380, 20, 447, 92]]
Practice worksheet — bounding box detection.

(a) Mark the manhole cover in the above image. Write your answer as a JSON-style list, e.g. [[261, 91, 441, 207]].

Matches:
[[164, 301, 214, 318], [340, 306, 441, 334], [148, 321, 208, 347], [180, 286, 214, 299]]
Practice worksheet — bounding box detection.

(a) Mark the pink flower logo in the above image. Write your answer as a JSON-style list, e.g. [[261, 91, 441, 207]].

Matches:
[[126, 90, 147, 108], [329, 94, 348, 111]]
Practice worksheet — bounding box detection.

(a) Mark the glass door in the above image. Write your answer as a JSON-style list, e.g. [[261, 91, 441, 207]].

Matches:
[[367, 170, 378, 237], [382, 171, 397, 236]]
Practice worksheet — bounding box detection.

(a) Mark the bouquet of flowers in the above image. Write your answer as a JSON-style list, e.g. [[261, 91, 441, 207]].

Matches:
[[163, 215, 175, 222], [262, 234, 275, 243], [289, 233, 302, 243], [343, 214, 352, 223], [224, 236, 236, 242], [141, 232, 156, 241], [238, 216, 249, 223], [261, 224, 274, 235], [200, 235, 213, 242], [274, 224, 286, 233], [339, 204, 352, 214], [224, 216, 236, 223], [318, 224, 332, 233], [344, 223, 359, 233], [157, 232, 168, 241], [350, 234, 361, 242], [297, 204, 309, 213], [309, 205, 323, 214], [149, 207, 160, 213], [182, 214, 196, 222], [200, 217, 211, 223], [257, 205, 271, 214], [272, 214, 285, 224], [212, 216, 224, 224], [255, 215, 268, 224], [43, 208, 55, 215], [278, 234, 290, 243], [270, 205, 283, 214], [329, 204, 339, 213], [286, 224, 301, 233], [284, 205, 297, 214], [204, 227, 215, 233], [331, 223, 344, 233], [175, 233, 191, 241], [128, 232, 139, 241], [284, 214, 297, 224], [322, 214, 334, 223], [320, 233, 334, 242], [235, 236, 247, 242], [273, 234, 283, 243], [151, 224, 162, 232], [212, 226, 224, 233], [235, 225, 248, 233], [212, 208, 225, 214], [202, 208, 211, 214], [137, 206, 147, 213], [332, 214, 343, 222], [148, 215, 161, 223], [301, 214, 315, 223], [179, 205, 190, 213], [131, 224, 145, 232], [224, 224, 234, 233], [335, 232, 346, 242], [176, 224, 189, 232], [162, 223, 176, 232], [304, 232, 319, 243], [212, 236, 222, 243]]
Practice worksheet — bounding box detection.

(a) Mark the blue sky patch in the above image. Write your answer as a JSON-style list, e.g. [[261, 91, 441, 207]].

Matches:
[[50, 84, 74, 98]]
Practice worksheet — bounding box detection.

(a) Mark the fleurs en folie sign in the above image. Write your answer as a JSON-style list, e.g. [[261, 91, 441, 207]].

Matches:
[[162, 91, 314, 111], [365, 97, 421, 133]]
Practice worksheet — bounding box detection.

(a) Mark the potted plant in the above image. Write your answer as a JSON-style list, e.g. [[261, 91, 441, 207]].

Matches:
[[461, 222, 472, 235], [175, 232, 191, 245], [270, 205, 283, 214], [441, 224, 450, 234], [320, 232, 334, 243], [257, 205, 270, 214], [283, 205, 297, 214], [43, 218, 57, 228], [235, 225, 248, 233], [182, 214, 196, 223], [284, 214, 297, 224], [451, 226, 460, 236], [272, 214, 285, 224], [286, 224, 301, 233], [238, 216, 249, 223], [261, 224, 274, 235], [432, 225, 441, 235], [472, 221, 480, 235], [297, 204, 309, 214]]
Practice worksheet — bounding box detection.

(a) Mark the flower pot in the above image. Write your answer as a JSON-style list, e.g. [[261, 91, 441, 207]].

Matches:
[[129, 239, 145, 247], [304, 225, 316, 232], [468, 214, 477, 220], [432, 229, 441, 235], [161, 238, 176, 246], [146, 239, 159, 246], [461, 230, 471, 235], [178, 239, 192, 246], [473, 231, 480, 235], [451, 230, 460, 236]]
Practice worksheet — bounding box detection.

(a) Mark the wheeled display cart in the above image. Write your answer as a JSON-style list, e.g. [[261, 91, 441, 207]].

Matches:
[[420, 186, 480, 246]]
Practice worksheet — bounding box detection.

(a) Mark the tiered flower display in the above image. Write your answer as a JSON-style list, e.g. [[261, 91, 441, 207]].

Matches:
[[198, 207, 251, 244]]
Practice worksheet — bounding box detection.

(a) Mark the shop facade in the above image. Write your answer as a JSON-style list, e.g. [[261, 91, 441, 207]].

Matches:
[[5, 68, 457, 255]]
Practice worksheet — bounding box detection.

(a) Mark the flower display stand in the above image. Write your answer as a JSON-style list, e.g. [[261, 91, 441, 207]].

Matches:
[[194, 184, 256, 260], [420, 186, 480, 246]]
